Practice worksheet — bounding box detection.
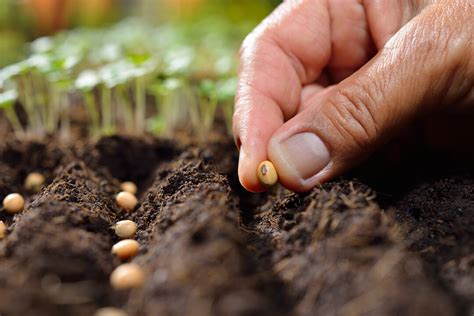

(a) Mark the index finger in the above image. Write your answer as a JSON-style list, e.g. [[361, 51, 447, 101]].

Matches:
[[233, 0, 331, 192]]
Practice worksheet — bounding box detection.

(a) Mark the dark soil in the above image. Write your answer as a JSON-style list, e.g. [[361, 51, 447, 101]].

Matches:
[[0, 128, 472, 315]]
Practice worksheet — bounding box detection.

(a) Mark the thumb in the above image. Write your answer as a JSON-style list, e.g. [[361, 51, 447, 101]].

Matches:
[[268, 5, 472, 192]]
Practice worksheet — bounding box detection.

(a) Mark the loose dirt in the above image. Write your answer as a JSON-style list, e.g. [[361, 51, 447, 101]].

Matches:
[[0, 129, 472, 316]]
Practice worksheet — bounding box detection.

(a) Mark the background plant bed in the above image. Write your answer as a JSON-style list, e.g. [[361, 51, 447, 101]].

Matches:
[[0, 116, 473, 316]]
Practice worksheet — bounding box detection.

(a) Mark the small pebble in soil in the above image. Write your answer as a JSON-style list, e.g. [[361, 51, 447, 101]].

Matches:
[[120, 181, 137, 195], [112, 239, 140, 260], [0, 221, 6, 239], [24, 172, 45, 193], [2, 193, 25, 214], [94, 307, 129, 316], [115, 220, 138, 238], [257, 160, 279, 188], [116, 191, 138, 212], [110, 263, 145, 290]]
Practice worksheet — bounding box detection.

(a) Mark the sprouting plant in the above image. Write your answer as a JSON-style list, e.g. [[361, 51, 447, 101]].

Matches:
[[147, 78, 186, 136], [75, 70, 101, 136], [38, 54, 80, 138], [147, 80, 168, 135], [0, 61, 38, 134], [127, 53, 158, 135], [98, 62, 126, 135], [1, 18, 245, 139], [0, 89, 23, 137], [97, 56, 157, 135], [195, 79, 218, 136]]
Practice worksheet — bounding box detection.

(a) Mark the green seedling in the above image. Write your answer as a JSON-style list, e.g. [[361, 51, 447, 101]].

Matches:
[[50, 78, 73, 139], [0, 61, 39, 134], [40, 54, 80, 139], [128, 53, 158, 134], [1, 17, 249, 139], [98, 62, 127, 135], [30, 37, 54, 54], [147, 80, 168, 135], [196, 79, 218, 137], [75, 70, 101, 136], [163, 46, 194, 77], [147, 77, 186, 136], [0, 89, 23, 137]]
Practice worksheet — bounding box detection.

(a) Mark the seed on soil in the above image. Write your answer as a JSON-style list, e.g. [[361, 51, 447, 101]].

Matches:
[[114, 220, 138, 238], [110, 263, 145, 290], [116, 191, 138, 211], [120, 181, 137, 195], [94, 307, 129, 316], [0, 221, 6, 239], [112, 239, 140, 260], [24, 172, 45, 192], [2, 193, 25, 214], [257, 160, 278, 188]]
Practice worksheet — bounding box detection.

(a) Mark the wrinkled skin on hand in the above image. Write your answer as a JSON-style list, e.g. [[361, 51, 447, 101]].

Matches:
[[233, 0, 474, 192]]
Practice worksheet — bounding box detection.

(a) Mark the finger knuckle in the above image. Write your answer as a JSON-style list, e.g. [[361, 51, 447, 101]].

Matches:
[[325, 85, 381, 151], [239, 21, 274, 61]]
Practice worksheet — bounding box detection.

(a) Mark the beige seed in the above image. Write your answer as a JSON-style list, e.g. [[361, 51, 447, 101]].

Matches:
[[114, 220, 138, 239], [257, 161, 279, 188], [120, 181, 137, 195], [3, 193, 25, 214], [0, 221, 6, 239], [112, 239, 140, 260], [24, 172, 45, 192], [94, 307, 128, 316], [116, 191, 138, 212], [110, 263, 145, 290]]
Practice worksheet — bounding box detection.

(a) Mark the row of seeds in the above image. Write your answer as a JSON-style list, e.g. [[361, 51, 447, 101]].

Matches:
[[0, 175, 145, 316]]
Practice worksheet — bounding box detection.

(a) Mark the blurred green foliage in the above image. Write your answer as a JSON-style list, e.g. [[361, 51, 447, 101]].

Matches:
[[0, 0, 279, 67], [0, 16, 252, 138], [0, 0, 279, 138]]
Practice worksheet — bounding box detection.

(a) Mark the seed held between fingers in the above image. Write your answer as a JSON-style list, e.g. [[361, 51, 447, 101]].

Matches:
[[120, 181, 137, 195], [94, 307, 129, 316], [0, 221, 6, 239], [116, 192, 138, 211], [114, 220, 138, 238], [25, 172, 45, 193], [3, 193, 25, 214], [112, 239, 140, 260], [257, 161, 279, 188], [110, 263, 145, 289]]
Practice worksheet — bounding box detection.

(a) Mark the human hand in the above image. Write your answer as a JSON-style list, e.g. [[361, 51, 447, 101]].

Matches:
[[233, 0, 473, 192]]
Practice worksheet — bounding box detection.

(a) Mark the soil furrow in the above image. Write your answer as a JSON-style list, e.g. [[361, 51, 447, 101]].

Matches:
[[0, 135, 472, 316], [0, 161, 124, 316], [246, 181, 460, 316], [124, 149, 291, 315]]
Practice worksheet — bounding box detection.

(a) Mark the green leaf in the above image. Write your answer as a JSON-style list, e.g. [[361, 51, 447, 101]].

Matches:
[[148, 78, 184, 97], [0, 89, 18, 109], [99, 61, 133, 88], [0, 60, 31, 81], [75, 70, 101, 91], [163, 46, 194, 76], [30, 37, 54, 54], [198, 79, 216, 97], [26, 54, 51, 72], [147, 115, 166, 134], [97, 43, 122, 63], [216, 77, 237, 102], [163, 78, 183, 91]]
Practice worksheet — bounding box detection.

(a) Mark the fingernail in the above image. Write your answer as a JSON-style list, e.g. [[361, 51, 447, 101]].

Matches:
[[274, 132, 330, 180]]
